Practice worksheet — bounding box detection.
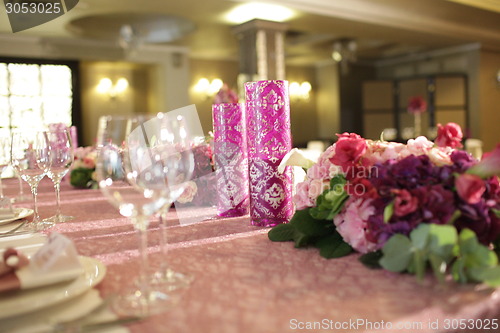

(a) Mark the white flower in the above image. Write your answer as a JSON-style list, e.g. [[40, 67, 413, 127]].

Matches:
[[278, 148, 316, 173]]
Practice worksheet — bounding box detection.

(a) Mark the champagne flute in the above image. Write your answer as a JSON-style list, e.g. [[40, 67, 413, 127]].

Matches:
[[95, 114, 192, 316], [41, 129, 74, 223], [10, 130, 54, 231]]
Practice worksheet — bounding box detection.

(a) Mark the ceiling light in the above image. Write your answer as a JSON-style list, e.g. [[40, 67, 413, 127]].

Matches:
[[225, 3, 295, 24]]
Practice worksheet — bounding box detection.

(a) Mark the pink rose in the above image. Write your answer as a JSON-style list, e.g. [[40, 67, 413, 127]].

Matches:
[[330, 133, 367, 172], [333, 197, 378, 253], [467, 144, 500, 178], [177, 181, 198, 203], [308, 179, 327, 199], [455, 174, 486, 204], [435, 123, 463, 148], [293, 181, 315, 210], [392, 189, 418, 216], [406, 136, 434, 155]]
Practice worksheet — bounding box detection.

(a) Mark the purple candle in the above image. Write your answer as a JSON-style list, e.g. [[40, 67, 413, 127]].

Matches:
[[212, 103, 249, 217], [244, 80, 293, 227]]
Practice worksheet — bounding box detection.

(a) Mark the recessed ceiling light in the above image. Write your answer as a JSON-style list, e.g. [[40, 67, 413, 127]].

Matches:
[[225, 2, 295, 24]]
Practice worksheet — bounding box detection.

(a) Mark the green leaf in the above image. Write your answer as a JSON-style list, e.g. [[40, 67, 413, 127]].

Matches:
[[447, 209, 462, 224], [383, 201, 394, 223], [409, 249, 427, 280], [451, 258, 467, 284], [380, 234, 413, 272], [359, 251, 383, 269], [291, 209, 331, 237], [493, 209, 500, 219], [315, 233, 352, 259], [427, 224, 457, 261], [293, 231, 311, 248], [410, 224, 430, 250], [268, 223, 295, 242], [470, 266, 500, 287], [429, 253, 447, 283]]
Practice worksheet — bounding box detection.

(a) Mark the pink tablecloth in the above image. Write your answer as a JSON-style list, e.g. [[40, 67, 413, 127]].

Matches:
[[3, 177, 500, 333]]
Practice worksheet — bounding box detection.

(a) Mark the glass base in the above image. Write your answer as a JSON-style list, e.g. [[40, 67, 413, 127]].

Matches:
[[43, 214, 74, 223], [25, 220, 55, 232], [150, 268, 194, 292], [217, 207, 248, 218], [11, 194, 30, 203], [111, 286, 182, 317], [251, 217, 289, 227]]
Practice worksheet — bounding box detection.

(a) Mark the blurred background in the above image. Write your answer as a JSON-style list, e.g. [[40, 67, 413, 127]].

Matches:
[[0, 0, 499, 151]]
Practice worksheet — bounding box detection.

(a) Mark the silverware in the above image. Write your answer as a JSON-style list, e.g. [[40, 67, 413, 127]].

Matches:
[[52, 315, 143, 332], [0, 220, 30, 237]]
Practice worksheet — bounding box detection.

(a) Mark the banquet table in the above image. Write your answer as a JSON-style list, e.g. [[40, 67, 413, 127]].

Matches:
[[2, 177, 500, 333]]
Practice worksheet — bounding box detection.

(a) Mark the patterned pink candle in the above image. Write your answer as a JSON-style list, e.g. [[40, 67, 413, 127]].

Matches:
[[212, 103, 249, 217], [244, 80, 293, 227]]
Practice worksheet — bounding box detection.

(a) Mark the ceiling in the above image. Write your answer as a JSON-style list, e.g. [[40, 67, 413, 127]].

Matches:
[[1, 0, 500, 66]]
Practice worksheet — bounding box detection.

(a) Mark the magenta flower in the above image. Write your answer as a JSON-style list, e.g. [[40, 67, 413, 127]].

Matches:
[[435, 123, 463, 149], [407, 96, 427, 114]]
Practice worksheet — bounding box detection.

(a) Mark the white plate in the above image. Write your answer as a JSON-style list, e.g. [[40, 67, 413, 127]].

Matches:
[[0, 207, 34, 226], [0, 256, 106, 320]]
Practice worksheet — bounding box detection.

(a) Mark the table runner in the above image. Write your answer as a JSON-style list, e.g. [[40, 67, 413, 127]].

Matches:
[[3, 177, 500, 333]]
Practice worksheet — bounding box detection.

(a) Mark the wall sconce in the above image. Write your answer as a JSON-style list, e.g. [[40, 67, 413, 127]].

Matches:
[[96, 77, 129, 99], [289, 81, 312, 101], [193, 78, 223, 99]]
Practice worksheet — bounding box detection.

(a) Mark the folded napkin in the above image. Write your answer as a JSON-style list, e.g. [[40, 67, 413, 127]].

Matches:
[[0, 233, 84, 293]]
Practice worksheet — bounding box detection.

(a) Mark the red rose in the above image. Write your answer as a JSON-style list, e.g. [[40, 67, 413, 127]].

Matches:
[[330, 133, 367, 173], [455, 173, 486, 204], [435, 122, 463, 148], [392, 189, 418, 216]]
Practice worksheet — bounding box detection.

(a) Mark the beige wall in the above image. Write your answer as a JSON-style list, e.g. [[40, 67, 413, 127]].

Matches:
[[479, 50, 500, 151], [188, 59, 240, 134], [80, 61, 151, 146], [188, 59, 319, 145], [287, 66, 318, 146]]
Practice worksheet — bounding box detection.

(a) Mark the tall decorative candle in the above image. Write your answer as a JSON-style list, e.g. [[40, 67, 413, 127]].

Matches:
[[212, 103, 249, 217], [244, 80, 293, 227]]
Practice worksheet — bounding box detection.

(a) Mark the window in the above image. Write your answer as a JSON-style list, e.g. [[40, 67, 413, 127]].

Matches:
[[0, 58, 80, 136]]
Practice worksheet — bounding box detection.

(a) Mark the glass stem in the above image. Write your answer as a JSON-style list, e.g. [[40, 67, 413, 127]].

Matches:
[[18, 175, 24, 196], [54, 181, 61, 218], [136, 218, 151, 316], [30, 184, 40, 222], [159, 212, 169, 276]]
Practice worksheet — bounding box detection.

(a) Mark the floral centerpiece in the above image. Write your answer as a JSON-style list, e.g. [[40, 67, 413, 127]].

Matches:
[[70, 146, 98, 189], [175, 135, 217, 207], [270, 123, 500, 286]]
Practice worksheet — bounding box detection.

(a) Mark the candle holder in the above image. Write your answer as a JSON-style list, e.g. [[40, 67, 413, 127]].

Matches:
[[244, 80, 293, 227], [212, 103, 249, 217]]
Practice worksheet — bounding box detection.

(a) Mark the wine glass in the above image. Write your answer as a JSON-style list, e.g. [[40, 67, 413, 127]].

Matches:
[[0, 130, 11, 201], [146, 114, 196, 291], [40, 129, 74, 223], [10, 130, 54, 231], [95, 114, 193, 316]]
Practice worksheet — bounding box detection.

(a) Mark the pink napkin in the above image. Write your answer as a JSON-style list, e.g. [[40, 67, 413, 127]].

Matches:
[[0, 233, 84, 293]]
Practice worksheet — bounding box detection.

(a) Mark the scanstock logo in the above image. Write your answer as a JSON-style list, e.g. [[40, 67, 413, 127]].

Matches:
[[4, 0, 79, 32]]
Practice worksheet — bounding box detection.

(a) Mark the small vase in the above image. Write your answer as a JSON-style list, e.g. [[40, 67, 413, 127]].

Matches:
[[212, 103, 249, 217], [244, 80, 293, 227]]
